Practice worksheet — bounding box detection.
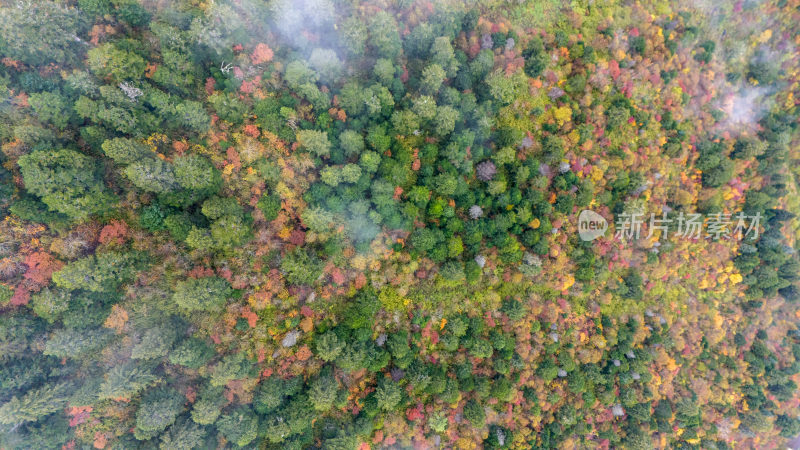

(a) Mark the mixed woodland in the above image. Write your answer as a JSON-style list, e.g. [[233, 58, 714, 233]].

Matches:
[[0, 0, 799, 448]]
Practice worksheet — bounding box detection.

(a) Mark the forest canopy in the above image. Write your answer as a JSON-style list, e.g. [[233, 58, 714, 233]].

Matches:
[[0, 0, 799, 448]]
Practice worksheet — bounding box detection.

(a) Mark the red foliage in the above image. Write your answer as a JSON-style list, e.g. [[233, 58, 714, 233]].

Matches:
[[250, 43, 274, 65], [185, 386, 197, 403], [243, 124, 260, 138], [300, 305, 315, 318], [226, 147, 242, 170], [217, 267, 234, 282], [67, 406, 92, 427], [98, 220, 128, 246], [609, 60, 621, 81], [354, 273, 367, 289], [23, 251, 63, 287], [187, 266, 215, 279], [204, 77, 216, 95], [330, 268, 346, 285], [241, 306, 258, 328], [405, 403, 424, 421], [288, 229, 305, 246]]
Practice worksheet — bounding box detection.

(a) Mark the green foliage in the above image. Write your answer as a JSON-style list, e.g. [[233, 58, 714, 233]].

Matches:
[[28, 92, 73, 130], [169, 337, 215, 369], [309, 374, 339, 412], [125, 158, 179, 193], [53, 251, 144, 292], [257, 193, 282, 221], [315, 331, 345, 362], [0, 2, 87, 66], [99, 362, 158, 400], [0, 381, 72, 425], [88, 43, 146, 82], [1, 3, 798, 449], [280, 248, 323, 285], [463, 399, 486, 428], [172, 154, 221, 193], [297, 129, 332, 158], [134, 387, 184, 440], [375, 379, 402, 411], [18, 149, 116, 220], [191, 385, 226, 425], [159, 418, 206, 450], [216, 407, 259, 447], [210, 352, 253, 387], [30, 288, 71, 323], [172, 276, 232, 312]]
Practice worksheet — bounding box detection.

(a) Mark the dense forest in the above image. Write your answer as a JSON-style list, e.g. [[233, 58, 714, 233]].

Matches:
[[0, 0, 799, 448]]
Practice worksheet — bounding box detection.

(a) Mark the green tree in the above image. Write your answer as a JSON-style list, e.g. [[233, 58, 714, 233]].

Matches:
[[309, 374, 339, 412], [297, 129, 332, 158], [340, 16, 367, 56], [53, 251, 143, 292], [255, 377, 297, 414], [420, 64, 446, 95], [340, 130, 366, 157], [216, 407, 259, 447], [159, 418, 206, 450], [30, 288, 71, 323], [210, 214, 253, 249], [172, 276, 232, 312], [375, 379, 402, 411], [43, 328, 111, 359], [369, 12, 402, 59], [169, 338, 215, 369], [174, 101, 211, 133], [434, 105, 460, 136], [28, 91, 73, 130], [190, 385, 226, 425], [102, 138, 151, 165], [430, 36, 459, 77], [315, 331, 345, 362], [18, 149, 116, 220], [173, 154, 221, 194], [99, 362, 158, 401], [0, 381, 72, 426], [412, 96, 438, 120], [280, 248, 323, 285], [131, 326, 178, 360], [374, 58, 396, 85], [0, 1, 87, 66], [309, 48, 343, 83], [125, 158, 179, 194], [463, 399, 486, 428], [134, 387, 184, 440], [209, 352, 252, 387], [87, 43, 146, 82]]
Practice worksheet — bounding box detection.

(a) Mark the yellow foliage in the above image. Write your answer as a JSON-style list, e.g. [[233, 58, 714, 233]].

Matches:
[[561, 275, 575, 291], [553, 106, 572, 126]]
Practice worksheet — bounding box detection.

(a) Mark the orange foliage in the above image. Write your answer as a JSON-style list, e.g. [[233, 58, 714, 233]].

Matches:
[[98, 220, 128, 246], [103, 305, 129, 333], [243, 124, 260, 138], [300, 316, 314, 333], [23, 251, 62, 287], [226, 147, 242, 170], [241, 306, 258, 328], [93, 432, 108, 449], [296, 345, 312, 361], [251, 43, 274, 64]]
